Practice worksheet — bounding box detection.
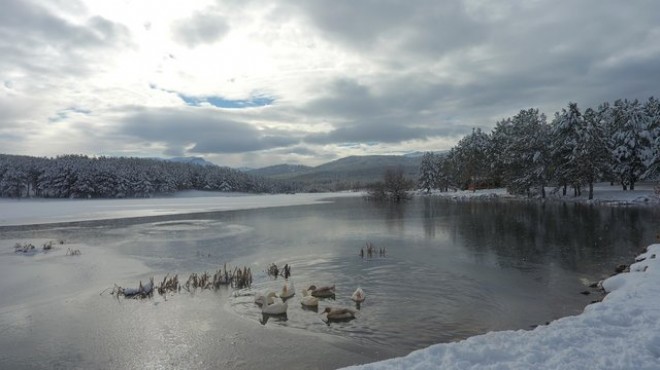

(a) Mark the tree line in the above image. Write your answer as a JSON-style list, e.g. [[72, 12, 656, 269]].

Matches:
[[0, 154, 292, 198], [418, 97, 660, 199]]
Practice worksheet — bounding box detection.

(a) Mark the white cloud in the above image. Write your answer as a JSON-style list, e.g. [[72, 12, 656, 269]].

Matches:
[[2, 0, 660, 167]]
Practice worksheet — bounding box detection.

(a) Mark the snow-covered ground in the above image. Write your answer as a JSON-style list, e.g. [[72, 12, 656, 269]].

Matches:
[[0, 191, 363, 226], [343, 243, 660, 370], [422, 182, 660, 206]]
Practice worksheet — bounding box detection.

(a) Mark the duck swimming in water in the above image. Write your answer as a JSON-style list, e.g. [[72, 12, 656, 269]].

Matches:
[[280, 280, 295, 299], [301, 288, 319, 308], [254, 291, 277, 306], [351, 287, 365, 303], [307, 284, 335, 298], [261, 291, 288, 315], [322, 306, 356, 321]]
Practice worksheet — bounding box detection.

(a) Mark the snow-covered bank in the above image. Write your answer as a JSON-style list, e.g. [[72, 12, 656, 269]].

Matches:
[[343, 243, 660, 370], [422, 183, 660, 206], [0, 191, 363, 226]]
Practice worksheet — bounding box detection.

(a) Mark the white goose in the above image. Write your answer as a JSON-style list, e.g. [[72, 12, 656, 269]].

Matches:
[[301, 288, 319, 307], [280, 280, 295, 299], [254, 291, 276, 306], [261, 291, 288, 315], [351, 287, 365, 303]]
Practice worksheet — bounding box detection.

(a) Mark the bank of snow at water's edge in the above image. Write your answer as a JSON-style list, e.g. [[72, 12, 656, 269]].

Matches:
[[343, 244, 660, 370], [422, 183, 659, 205]]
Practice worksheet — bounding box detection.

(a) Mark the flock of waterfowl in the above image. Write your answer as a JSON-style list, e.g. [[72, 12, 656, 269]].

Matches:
[[254, 280, 366, 324]]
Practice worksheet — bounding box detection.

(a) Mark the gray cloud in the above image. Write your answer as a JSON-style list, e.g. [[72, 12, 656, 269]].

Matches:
[[0, 0, 130, 78], [285, 0, 484, 59], [3, 0, 660, 168], [305, 120, 451, 145], [118, 107, 300, 154], [288, 0, 660, 127], [299, 77, 469, 145], [172, 11, 229, 47]]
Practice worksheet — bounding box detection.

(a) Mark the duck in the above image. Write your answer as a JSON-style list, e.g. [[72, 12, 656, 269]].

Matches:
[[301, 288, 319, 308], [351, 287, 365, 303], [254, 291, 277, 306], [322, 306, 356, 321], [308, 284, 336, 298], [261, 291, 288, 315], [280, 280, 295, 299]]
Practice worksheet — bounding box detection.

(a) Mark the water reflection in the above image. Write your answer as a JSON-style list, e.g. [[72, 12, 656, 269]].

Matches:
[[422, 199, 657, 275], [0, 196, 657, 360]]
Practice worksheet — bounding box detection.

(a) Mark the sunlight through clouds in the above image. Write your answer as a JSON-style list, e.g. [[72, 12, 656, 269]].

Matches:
[[1, 0, 659, 167]]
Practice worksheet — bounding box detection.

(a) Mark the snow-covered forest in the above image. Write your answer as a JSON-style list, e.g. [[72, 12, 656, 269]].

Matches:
[[0, 154, 292, 198], [419, 97, 660, 199]]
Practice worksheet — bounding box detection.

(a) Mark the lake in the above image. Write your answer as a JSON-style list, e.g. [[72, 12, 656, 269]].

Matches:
[[0, 195, 658, 369]]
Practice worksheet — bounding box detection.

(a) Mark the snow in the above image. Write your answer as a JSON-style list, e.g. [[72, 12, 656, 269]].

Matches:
[[0, 191, 363, 226], [421, 183, 659, 205], [342, 243, 660, 370]]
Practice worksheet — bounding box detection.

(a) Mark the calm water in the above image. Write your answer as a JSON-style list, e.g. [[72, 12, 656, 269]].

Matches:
[[1, 196, 658, 367]]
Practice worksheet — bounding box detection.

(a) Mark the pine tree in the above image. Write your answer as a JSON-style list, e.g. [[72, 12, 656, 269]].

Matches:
[[643, 97, 660, 180], [418, 152, 436, 193], [451, 128, 491, 190], [610, 99, 652, 190], [551, 103, 584, 196], [500, 109, 551, 197], [579, 108, 611, 199]]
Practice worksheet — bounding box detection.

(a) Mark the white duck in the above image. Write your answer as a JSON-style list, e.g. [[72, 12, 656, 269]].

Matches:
[[261, 291, 288, 315], [280, 280, 295, 299], [301, 289, 319, 307], [351, 287, 365, 303], [254, 291, 276, 306]]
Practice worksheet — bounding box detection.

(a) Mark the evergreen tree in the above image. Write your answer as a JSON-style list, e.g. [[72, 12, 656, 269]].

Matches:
[[451, 128, 491, 190], [610, 99, 652, 190], [500, 109, 551, 197], [418, 152, 437, 193], [643, 97, 660, 180], [434, 154, 451, 192], [551, 103, 584, 196], [579, 108, 612, 199]]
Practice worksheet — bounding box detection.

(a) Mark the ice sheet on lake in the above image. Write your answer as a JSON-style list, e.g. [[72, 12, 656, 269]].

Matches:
[[0, 191, 362, 226]]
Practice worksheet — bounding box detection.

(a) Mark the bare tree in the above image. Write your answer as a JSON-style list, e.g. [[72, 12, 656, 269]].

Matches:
[[368, 166, 412, 201]]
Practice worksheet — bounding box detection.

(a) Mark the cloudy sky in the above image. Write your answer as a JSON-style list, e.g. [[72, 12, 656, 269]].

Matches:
[[1, 0, 659, 168]]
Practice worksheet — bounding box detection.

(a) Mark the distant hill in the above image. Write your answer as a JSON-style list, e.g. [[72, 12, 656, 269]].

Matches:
[[247, 155, 422, 191], [168, 156, 216, 166], [246, 164, 312, 177]]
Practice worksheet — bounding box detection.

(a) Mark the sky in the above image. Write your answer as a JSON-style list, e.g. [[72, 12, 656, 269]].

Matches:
[[1, 0, 660, 168]]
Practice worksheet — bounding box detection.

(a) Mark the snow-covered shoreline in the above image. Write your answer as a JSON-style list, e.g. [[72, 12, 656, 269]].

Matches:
[[418, 182, 660, 206], [343, 243, 660, 369]]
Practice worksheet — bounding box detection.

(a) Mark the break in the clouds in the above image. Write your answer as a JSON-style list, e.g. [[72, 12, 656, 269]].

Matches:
[[1, 0, 659, 167]]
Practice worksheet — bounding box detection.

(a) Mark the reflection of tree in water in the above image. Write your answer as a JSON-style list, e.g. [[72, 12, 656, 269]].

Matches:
[[423, 198, 659, 274], [372, 200, 406, 234]]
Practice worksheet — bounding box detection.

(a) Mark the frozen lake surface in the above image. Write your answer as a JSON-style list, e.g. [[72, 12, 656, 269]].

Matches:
[[0, 192, 658, 369]]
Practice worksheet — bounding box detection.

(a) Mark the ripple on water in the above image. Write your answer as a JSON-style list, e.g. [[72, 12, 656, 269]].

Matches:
[[228, 254, 506, 351]]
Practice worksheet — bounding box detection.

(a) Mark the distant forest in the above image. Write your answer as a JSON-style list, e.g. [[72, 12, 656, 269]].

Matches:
[[419, 97, 660, 199], [0, 154, 292, 198]]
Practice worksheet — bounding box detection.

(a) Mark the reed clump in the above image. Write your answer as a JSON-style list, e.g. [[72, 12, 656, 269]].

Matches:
[[108, 263, 252, 300]]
